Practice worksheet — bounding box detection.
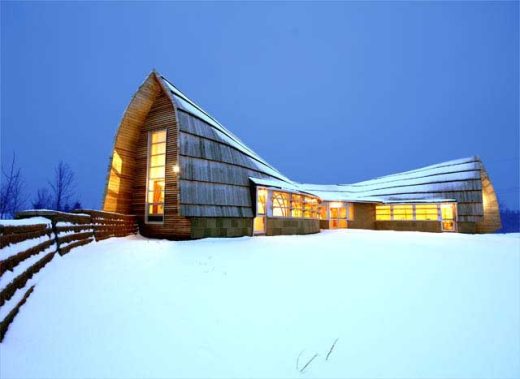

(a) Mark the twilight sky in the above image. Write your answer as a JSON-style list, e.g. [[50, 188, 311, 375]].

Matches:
[[1, 1, 519, 209]]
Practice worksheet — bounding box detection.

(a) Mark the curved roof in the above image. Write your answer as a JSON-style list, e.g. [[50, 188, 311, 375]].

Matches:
[[105, 70, 500, 231]]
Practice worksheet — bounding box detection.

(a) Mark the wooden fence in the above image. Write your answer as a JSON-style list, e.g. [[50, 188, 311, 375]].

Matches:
[[0, 210, 137, 342]]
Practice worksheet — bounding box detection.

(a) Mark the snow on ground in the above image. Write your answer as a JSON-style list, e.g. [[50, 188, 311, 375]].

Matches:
[[1, 230, 519, 379]]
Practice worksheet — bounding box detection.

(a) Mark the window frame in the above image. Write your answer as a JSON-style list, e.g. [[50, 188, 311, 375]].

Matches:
[[145, 129, 167, 224], [375, 202, 457, 224]]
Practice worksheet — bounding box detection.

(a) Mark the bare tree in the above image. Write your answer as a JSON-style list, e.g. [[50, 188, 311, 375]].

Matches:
[[49, 161, 76, 212], [0, 154, 25, 219], [32, 188, 53, 210]]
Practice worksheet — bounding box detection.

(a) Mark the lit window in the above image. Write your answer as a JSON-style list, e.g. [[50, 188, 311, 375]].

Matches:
[[146, 130, 166, 223], [272, 191, 291, 217], [392, 205, 413, 220], [257, 188, 267, 215], [291, 195, 303, 218], [319, 206, 328, 220], [303, 196, 318, 218], [415, 204, 439, 221], [441, 203, 455, 220], [376, 205, 392, 221]]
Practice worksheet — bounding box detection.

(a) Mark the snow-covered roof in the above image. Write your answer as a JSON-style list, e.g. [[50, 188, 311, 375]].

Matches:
[[155, 72, 487, 212], [248, 157, 483, 204], [299, 156, 482, 202], [160, 77, 292, 184]]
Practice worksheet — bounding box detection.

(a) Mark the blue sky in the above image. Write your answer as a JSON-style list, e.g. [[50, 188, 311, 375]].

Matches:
[[1, 1, 519, 209]]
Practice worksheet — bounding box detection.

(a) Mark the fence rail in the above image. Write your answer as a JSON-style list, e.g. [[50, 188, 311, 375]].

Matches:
[[0, 209, 137, 342]]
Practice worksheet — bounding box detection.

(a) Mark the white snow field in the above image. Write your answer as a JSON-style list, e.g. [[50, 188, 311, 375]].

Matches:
[[1, 230, 519, 379]]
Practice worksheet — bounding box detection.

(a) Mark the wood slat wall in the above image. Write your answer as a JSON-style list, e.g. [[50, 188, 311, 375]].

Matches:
[[103, 73, 161, 214], [132, 87, 191, 238], [476, 168, 501, 233], [102, 72, 191, 239]]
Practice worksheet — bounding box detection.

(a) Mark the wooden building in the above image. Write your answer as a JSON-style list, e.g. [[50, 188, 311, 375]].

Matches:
[[102, 71, 501, 238]]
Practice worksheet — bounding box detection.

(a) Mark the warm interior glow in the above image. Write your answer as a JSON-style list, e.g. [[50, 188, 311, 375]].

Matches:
[[441, 203, 455, 220], [146, 130, 166, 221], [303, 197, 318, 218], [291, 194, 303, 218], [327, 201, 350, 229], [415, 204, 439, 221], [257, 188, 267, 215], [112, 151, 123, 175], [254, 216, 265, 234], [319, 206, 327, 220], [375, 205, 392, 221], [272, 191, 291, 217], [376, 203, 456, 226], [263, 189, 320, 220], [392, 205, 414, 220]]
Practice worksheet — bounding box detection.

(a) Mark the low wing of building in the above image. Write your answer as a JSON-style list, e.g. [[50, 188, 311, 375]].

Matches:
[[103, 71, 501, 239]]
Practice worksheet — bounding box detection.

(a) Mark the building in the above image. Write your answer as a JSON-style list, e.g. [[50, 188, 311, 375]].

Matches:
[[102, 71, 501, 239]]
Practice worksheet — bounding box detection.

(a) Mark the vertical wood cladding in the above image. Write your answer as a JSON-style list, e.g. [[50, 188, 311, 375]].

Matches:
[[133, 90, 191, 239], [476, 169, 501, 233], [103, 72, 191, 239], [103, 74, 160, 214]]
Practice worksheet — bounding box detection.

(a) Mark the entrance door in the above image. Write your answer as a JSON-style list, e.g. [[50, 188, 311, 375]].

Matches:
[[329, 203, 348, 229], [441, 203, 456, 232]]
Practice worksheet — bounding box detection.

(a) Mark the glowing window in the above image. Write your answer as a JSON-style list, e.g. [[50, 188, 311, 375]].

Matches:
[[415, 204, 439, 221], [328, 202, 349, 228], [441, 204, 455, 220], [272, 191, 291, 217], [392, 205, 413, 220], [303, 197, 318, 218], [376, 205, 392, 221], [291, 195, 303, 218], [257, 188, 267, 215], [319, 206, 328, 220], [146, 130, 166, 223]]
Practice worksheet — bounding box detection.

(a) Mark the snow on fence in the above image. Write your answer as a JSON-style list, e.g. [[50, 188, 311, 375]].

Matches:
[[0, 210, 137, 341]]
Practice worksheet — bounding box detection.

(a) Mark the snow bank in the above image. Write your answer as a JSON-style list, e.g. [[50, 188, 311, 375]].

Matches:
[[1, 231, 518, 378]]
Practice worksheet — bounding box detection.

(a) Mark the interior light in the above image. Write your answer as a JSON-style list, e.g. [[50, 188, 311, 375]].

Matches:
[[172, 165, 180, 174]]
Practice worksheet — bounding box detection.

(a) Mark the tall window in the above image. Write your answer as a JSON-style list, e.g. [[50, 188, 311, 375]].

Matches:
[[146, 130, 166, 223], [291, 195, 303, 218], [254, 188, 267, 234]]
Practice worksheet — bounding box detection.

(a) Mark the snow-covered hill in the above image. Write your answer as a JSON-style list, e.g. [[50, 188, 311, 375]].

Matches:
[[1, 230, 519, 378]]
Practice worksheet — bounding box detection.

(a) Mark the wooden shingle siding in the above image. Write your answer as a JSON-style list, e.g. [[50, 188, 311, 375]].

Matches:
[[180, 181, 251, 207], [176, 110, 286, 218], [103, 72, 501, 237]]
